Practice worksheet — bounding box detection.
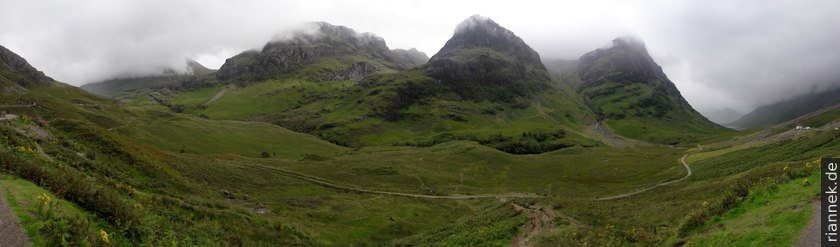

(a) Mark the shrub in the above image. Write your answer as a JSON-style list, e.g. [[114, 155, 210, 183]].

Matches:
[[679, 210, 706, 235]]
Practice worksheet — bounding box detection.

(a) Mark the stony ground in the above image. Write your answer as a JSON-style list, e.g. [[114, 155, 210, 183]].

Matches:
[[0, 187, 31, 247]]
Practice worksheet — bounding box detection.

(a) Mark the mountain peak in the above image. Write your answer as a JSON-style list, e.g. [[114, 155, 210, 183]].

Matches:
[[437, 15, 529, 54], [578, 36, 669, 91], [609, 36, 647, 52], [574, 37, 723, 143], [425, 16, 549, 102], [454, 15, 499, 34], [266, 22, 388, 53], [218, 22, 406, 82]]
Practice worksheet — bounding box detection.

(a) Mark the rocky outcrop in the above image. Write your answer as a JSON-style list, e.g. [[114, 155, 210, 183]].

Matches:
[[217, 22, 400, 82], [0, 45, 52, 87]]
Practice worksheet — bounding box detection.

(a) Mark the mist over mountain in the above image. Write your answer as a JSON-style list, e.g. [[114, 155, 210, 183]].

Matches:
[[702, 107, 742, 125], [574, 37, 725, 143], [425, 15, 550, 102], [216, 22, 421, 82], [730, 86, 840, 128], [80, 60, 215, 98]]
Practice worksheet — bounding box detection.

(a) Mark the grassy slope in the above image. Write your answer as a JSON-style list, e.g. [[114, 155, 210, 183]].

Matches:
[[4, 81, 835, 246], [164, 70, 598, 149], [240, 142, 684, 197], [113, 115, 346, 159], [1, 61, 833, 246], [1, 175, 114, 246], [685, 171, 818, 246], [0, 80, 540, 245], [528, 128, 837, 246]]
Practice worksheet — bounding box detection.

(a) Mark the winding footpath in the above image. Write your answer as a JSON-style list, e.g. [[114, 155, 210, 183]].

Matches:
[[596, 145, 698, 201], [247, 144, 699, 201], [204, 86, 231, 106], [244, 163, 538, 199]]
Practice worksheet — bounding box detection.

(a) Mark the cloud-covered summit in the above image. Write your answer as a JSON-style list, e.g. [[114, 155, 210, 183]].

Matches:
[[2, 0, 840, 117]]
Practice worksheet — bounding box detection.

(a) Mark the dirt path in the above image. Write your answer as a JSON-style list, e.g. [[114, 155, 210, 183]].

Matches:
[[596, 145, 699, 200], [245, 163, 537, 199], [510, 203, 550, 247], [795, 202, 820, 247], [204, 86, 231, 105], [0, 113, 17, 121], [0, 186, 32, 247], [510, 202, 569, 247]]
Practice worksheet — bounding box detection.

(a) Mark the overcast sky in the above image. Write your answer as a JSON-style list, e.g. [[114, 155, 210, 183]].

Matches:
[[2, 0, 840, 119]]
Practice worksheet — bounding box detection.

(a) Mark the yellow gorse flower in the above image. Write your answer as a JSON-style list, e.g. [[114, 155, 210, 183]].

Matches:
[[36, 193, 50, 202], [100, 229, 110, 244], [702, 201, 709, 208], [783, 165, 789, 172]]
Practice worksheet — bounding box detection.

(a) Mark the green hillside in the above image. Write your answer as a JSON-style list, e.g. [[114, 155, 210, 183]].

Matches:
[[154, 17, 599, 154], [574, 38, 730, 144], [0, 15, 831, 247]]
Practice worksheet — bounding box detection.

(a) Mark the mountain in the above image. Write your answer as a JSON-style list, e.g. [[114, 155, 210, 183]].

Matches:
[[124, 17, 597, 152], [81, 60, 216, 98], [391, 48, 429, 67], [216, 22, 417, 82], [575, 37, 727, 144], [424, 15, 551, 102], [0, 45, 52, 89], [186, 59, 215, 76], [730, 86, 840, 128]]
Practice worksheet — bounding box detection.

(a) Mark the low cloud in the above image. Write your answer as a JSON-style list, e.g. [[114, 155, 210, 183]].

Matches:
[[2, 0, 839, 115]]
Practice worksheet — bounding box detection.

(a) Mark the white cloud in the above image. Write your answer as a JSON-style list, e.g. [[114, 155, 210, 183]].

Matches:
[[1, 0, 839, 115]]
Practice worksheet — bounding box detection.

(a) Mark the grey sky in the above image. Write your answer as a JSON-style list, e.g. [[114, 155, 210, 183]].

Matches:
[[2, 0, 839, 118]]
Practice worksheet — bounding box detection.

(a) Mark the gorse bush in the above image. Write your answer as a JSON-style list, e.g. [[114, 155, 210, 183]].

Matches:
[[33, 192, 99, 246]]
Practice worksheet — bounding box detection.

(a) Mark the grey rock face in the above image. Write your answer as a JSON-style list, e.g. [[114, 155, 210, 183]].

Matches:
[[217, 22, 398, 82]]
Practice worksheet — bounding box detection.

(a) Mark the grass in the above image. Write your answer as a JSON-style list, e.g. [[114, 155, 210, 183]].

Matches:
[[683, 171, 819, 246], [246, 142, 685, 197], [113, 114, 346, 158], [160, 69, 601, 150], [3, 73, 838, 246], [0, 174, 115, 246]]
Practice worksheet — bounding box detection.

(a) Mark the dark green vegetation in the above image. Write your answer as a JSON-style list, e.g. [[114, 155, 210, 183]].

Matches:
[[0, 15, 829, 246]]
